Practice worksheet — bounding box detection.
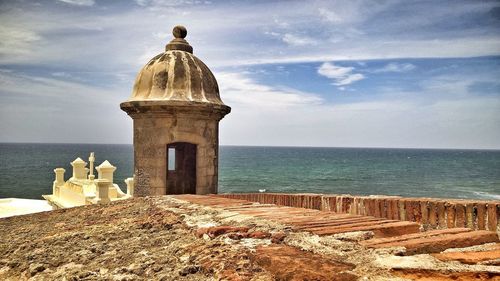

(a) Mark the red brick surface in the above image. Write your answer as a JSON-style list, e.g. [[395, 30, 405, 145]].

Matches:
[[477, 203, 487, 230], [455, 204, 466, 228], [360, 228, 472, 248], [446, 203, 455, 228], [368, 230, 499, 255], [432, 247, 500, 265], [214, 193, 499, 231], [188, 195, 500, 257], [488, 203, 498, 231]]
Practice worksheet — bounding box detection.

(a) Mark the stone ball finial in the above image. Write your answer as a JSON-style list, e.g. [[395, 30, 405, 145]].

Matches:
[[173, 25, 187, 39], [165, 25, 192, 53]]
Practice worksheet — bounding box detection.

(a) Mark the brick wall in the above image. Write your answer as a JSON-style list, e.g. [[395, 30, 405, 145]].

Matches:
[[214, 193, 500, 232]]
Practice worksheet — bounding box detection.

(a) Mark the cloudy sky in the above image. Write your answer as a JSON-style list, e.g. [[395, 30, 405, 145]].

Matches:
[[1, 0, 499, 149]]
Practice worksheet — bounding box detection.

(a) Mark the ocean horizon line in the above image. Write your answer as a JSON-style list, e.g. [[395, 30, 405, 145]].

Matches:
[[1, 142, 499, 152]]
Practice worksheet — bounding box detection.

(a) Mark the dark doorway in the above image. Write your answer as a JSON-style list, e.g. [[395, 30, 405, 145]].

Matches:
[[166, 142, 197, 194]]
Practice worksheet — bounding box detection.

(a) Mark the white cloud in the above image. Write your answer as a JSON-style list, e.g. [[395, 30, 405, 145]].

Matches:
[[265, 31, 318, 47], [374, 62, 416, 73], [1, 67, 498, 149], [317, 62, 365, 86], [134, 0, 210, 7], [282, 33, 317, 46], [1, 1, 499, 69], [0, 71, 130, 144], [57, 0, 95, 6], [0, 26, 41, 56], [337, 73, 364, 86], [135, 0, 149, 6], [318, 8, 342, 23], [220, 73, 500, 149], [0, 71, 120, 102], [217, 72, 322, 109], [152, 31, 170, 40], [318, 63, 353, 79], [51, 71, 87, 82], [228, 37, 500, 67], [51, 72, 71, 78], [316, 3, 385, 26]]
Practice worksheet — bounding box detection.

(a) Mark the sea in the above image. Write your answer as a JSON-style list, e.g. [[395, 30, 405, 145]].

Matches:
[[0, 143, 499, 200]]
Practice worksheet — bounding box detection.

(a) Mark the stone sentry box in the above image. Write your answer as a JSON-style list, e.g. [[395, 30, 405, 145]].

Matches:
[[121, 26, 230, 196]]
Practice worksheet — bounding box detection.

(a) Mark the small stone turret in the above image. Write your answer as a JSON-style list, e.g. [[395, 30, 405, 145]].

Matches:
[[121, 25, 230, 196], [95, 179, 112, 204], [125, 177, 135, 196], [71, 158, 87, 180], [53, 168, 65, 197], [54, 168, 65, 185], [96, 160, 117, 183]]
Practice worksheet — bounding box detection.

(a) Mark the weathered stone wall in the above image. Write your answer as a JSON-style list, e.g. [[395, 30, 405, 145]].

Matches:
[[215, 193, 500, 232], [132, 111, 220, 196]]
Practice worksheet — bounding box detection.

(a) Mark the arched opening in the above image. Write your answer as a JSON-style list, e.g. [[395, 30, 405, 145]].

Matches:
[[166, 142, 197, 194]]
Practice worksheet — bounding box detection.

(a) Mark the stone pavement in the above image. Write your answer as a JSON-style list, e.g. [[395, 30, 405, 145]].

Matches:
[[2, 195, 499, 280], [172, 194, 500, 258]]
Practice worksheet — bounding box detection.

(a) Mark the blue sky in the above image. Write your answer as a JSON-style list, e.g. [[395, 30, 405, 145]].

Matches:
[[0, 0, 499, 148]]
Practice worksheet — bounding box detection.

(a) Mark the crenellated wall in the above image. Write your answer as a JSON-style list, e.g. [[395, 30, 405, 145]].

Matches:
[[214, 193, 500, 232]]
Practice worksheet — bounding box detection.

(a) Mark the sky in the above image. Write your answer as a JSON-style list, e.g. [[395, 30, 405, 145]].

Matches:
[[0, 0, 499, 149]]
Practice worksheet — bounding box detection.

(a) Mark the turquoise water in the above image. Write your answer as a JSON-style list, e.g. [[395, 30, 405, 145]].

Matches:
[[0, 143, 133, 199], [0, 143, 499, 200]]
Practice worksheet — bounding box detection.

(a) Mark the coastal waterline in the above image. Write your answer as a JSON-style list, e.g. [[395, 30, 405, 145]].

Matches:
[[0, 143, 499, 200]]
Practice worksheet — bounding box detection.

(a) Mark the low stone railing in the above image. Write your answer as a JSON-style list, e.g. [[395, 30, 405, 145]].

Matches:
[[214, 193, 499, 232]]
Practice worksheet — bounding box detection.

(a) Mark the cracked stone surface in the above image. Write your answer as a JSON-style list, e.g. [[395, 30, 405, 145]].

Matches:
[[1, 196, 499, 281]]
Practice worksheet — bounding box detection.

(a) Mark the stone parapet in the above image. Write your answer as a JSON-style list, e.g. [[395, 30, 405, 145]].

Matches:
[[214, 193, 500, 232]]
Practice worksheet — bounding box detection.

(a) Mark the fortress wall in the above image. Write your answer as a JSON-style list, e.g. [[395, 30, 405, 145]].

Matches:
[[214, 193, 499, 232]]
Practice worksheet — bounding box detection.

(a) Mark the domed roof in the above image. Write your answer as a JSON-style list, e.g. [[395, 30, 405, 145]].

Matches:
[[124, 26, 227, 107]]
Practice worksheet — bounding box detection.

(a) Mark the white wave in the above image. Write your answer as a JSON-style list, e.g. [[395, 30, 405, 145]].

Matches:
[[472, 191, 500, 200]]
